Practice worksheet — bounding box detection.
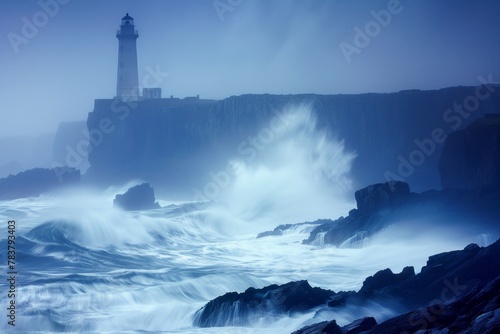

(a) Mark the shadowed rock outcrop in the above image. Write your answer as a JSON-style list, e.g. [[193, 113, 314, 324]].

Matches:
[[0, 167, 80, 200], [303, 181, 500, 247], [291, 319, 344, 334], [291, 240, 500, 333], [194, 240, 500, 332], [113, 183, 160, 211], [363, 275, 500, 333], [193, 280, 335, 327]]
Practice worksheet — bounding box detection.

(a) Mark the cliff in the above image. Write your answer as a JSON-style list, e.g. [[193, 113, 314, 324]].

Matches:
[[439, 114, 500, 189], [84, 86, 500, 195], [0, 167, 80, 200]]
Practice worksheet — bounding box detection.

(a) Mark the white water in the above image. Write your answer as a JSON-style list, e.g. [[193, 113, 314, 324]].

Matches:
[[0, 106, 493, 333]]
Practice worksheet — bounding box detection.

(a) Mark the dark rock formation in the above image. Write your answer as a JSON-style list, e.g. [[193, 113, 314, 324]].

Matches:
[[354, 181, 410, 214], [291, 240, 500, 333], [195, 240, 500, 332], [439, 114, 500, 189], [113, 183, 160, 211], [193, 280, 335, 327], [0, 167, 80, 200], [359, 266, 415, 295], [304, 181, 414, 247], [291, 319, 343, 334], [303, 181, 500, 247], [341, 317, 377, 334], [86, 87, 500, 194], [293, 318, 377, 334], [363, 275, 500, 333]]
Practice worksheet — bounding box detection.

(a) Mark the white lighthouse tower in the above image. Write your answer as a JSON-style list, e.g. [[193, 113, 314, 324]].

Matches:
[[116, 13, 140, 101]]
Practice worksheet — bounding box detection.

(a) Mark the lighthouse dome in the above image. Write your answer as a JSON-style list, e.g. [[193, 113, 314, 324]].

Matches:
[[121, 13, 134, 25]]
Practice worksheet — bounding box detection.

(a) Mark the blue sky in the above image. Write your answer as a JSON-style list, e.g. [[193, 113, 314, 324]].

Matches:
[[1, 0, 500, 136]]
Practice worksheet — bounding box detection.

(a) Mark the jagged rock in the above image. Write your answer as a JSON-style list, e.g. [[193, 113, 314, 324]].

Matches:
[[359, 266, 415, 295], [193, 280, 334, 327], [295, 239, 500, 333], [342, 317, 377, 334], [439, 115, 500, 189], [354, 181, 410, 214], [291, 239, 500, 333], [327, 291, 356, 308], [0, 167, 80, 200], [303, 183, 500, 247], [291, 319, 343, 334], [303, 181, 413, 247], [113, 183, 160, 211], [363, 275, 500, 333]]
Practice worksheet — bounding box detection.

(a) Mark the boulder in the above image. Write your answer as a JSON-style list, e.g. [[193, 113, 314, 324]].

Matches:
[[342, 317, 377, 334], [291, 319, 343, 334], [194, 280, 334, 327], [113, 183, 160, 211]]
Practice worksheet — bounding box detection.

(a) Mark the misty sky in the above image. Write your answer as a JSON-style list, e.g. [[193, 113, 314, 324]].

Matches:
[[1, 0, 500, 137]]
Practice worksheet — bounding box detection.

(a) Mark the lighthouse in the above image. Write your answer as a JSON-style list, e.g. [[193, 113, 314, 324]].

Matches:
[[116, 13, 140, 101]]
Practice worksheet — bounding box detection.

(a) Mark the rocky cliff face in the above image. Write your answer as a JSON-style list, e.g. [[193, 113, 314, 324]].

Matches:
[[85, 86, 500, 195], [439, 115, 500, 189]]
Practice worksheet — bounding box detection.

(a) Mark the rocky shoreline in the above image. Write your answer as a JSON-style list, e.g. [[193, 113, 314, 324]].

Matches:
[[195, 239, 500, 333]]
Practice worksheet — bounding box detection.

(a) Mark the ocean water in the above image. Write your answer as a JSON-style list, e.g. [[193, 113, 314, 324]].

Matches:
[[0, 106, 493, 333], [0, 193, 482, 334]]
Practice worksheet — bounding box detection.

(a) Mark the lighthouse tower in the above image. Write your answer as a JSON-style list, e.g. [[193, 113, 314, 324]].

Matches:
[[116, 13, 139, 101]]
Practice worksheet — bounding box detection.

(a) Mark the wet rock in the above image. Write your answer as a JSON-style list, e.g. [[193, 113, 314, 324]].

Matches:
[[342, 317, 377, 334], [194, 280, 335, 327], [113, 183, 160, 211], [291, 319, 343, 334]]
